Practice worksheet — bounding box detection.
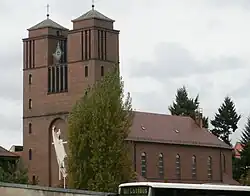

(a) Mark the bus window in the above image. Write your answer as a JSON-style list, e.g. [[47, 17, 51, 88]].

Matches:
[[153, 188, 175, 196], [120, 186, 149, 196]]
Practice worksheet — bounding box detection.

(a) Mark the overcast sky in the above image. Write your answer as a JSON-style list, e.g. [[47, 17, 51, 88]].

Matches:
[[0, 0, 249, 149]]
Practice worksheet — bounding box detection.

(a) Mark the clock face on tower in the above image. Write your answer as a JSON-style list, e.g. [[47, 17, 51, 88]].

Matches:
[[53, 42, 63, 62]]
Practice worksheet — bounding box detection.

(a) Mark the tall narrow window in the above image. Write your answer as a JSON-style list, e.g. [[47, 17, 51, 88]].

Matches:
[[55, 66, 60, 92], [28, 74, 32, 85], [85, 66, 88, 77], [28, 99, 32, 109], [48, 64, 68, 93], [141, 152, 147, 177], [85, 30, 88, 60], [192, 155, 197, 179], [64, 65, 68, 91], [60, 66, 64, 91], [29, 40, 32, 69], [48, 67, 51, 93], [101, 66, 104, 77], [51, 66, 55, 92], [29, 149, 32, 160], [32, 40, 35, 68], [207, 156, 212, 180], [81, 31, 84, 60], [223, 153, 226, 172], [158, 153, 164, 178], [28, 123, 32, 134], [176, 154, 181, 179], [101, 31, 104, 60], [88, 29, 91, 59]]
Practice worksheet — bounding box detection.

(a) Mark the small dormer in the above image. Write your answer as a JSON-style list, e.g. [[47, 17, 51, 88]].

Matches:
[[28, 17, 69, 38], [71, 5, 115, 30]]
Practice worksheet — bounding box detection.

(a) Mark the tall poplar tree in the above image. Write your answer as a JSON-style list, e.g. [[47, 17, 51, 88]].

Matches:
[[169, 86, 209, 128], [67, 65, 135, 192], [210, 96, 241, 146]]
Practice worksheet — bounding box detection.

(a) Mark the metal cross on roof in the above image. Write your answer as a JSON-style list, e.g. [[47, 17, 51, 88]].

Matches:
[[46, 4, 50, 19]]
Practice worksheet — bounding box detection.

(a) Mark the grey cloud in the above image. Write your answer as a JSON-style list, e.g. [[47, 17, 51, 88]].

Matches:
[[0, 50, 22, 101], [131, 91, 169, 114], [231, 79, 250, 99], [0, 130, 22, 149], [128, 42, 245, 81], [130, 76, 216, 117], [206, 0, 250, 9], [0, 112, 21, 131]]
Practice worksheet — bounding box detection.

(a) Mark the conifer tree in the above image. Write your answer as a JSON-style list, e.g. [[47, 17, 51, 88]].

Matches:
[[241, 117, 250, 146], [67, 65, 135, 192], [238, 142, 250, 183], [210, 96, 241, 146], [169, 86, 209, 128]]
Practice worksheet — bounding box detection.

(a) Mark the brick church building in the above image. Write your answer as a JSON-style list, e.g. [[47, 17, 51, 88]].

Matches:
[[22, 6, 238, 187]]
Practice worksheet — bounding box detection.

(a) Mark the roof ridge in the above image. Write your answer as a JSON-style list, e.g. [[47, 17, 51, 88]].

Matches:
[[72, 8, 114, 22], [134, 110, 193, 119], [28, 18, 68, 31], [0, 146, 19, 157]]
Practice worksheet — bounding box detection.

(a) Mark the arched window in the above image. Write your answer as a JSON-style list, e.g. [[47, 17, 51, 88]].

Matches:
[[101, 66, 104, 77], [28, 123, 32, 134], [85, 66, 88, 77], [192, 155, 197, 179], [176, 154, 181, 179], [141, 152, 147, 177], [28, 74, 32, 85], [207, 156, 212, 180], [29, 149, 32, 160], [158, 153, 164, 177], [28, 99, 32, 109]]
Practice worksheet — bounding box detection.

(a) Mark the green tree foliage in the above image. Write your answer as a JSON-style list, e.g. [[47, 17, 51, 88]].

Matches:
[[67, 65, 135, 192], [210, 96, 241, 146], [233, 118, 250, 182], [0, 159, 29, 184], [232, 153, 243, 182], [239, 170, 250, 185], [237, 142, 250, 183], [168, 86, 209, 128], [241, 117, 250, 146]]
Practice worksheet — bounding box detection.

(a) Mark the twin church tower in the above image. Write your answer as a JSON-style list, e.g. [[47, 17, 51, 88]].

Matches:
[[22, 6, 119, 186]]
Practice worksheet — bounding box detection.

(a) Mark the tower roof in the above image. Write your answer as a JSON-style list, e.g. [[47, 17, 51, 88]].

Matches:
[[28, 18, 68, 31], [72, 7, 114, 22]]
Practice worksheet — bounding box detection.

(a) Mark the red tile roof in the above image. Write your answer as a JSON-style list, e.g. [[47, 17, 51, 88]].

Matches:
[[128, 111, 230, 149], [0, 146, 19, 157], [234, 142, 244, 158], [12, 151, 22, 157]]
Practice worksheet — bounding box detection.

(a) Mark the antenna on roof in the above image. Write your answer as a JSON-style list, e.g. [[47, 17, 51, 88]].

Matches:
[[92, 0, 95, 10], [46, 4, 50, 19]]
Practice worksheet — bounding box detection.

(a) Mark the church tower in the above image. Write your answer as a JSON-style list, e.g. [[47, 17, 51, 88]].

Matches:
[[22, 6, 119, 187], [68, 4, 119, 93]]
